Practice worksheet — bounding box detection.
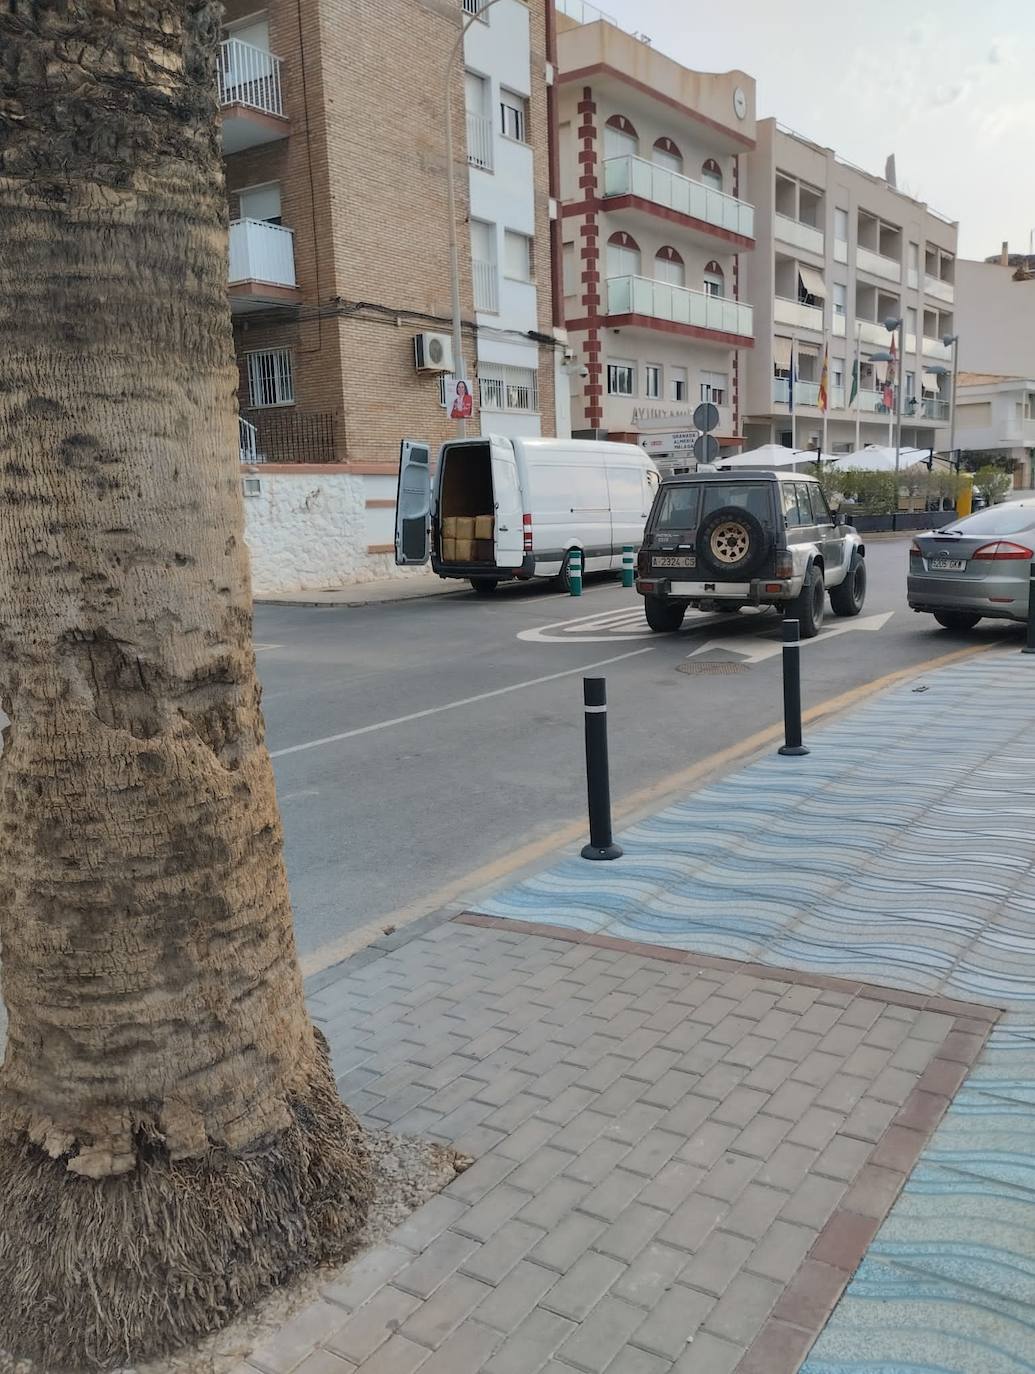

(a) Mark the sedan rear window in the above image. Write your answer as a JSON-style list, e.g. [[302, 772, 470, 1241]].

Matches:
[[654, 482, 770, 531], [943, 504, 1035, 536]]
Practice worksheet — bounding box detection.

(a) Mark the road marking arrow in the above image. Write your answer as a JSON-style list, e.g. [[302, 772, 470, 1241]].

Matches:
[[685, 611, 895, 665]]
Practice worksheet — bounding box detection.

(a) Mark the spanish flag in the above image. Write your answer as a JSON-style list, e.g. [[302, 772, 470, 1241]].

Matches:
[[818, 342, 830, 414]]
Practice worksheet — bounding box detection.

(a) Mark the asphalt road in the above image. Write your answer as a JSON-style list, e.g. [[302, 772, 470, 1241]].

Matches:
[[256, 536, 1018, 969]]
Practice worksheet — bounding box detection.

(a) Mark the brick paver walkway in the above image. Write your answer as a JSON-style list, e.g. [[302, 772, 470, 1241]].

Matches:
[[238, 920, 993, 1374]]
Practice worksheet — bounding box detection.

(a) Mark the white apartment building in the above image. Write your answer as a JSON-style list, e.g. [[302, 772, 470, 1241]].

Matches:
[[954, 373, 1035, 487], [956, 251, 1035, 380], [464, 0, 567, 438], [742, 121, 959, 455], [554, 10, 757, 466]]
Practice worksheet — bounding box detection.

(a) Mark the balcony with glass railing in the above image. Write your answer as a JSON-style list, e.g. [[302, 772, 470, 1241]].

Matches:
[[228, 219, 300, 311], [606, 276, 753, 339], [774, 214, 824, 256], [924, 275, 955, 304], [856, 318, 893, 348], [602, 155, 754, 241], [218, 39, 288, 154], [922, 335, 952, 361], [920, 396, 950, 420]]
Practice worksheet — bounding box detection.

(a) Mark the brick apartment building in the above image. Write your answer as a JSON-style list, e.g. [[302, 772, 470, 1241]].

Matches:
[[219, 0, 562, 584], [555, 9, 757, 469]]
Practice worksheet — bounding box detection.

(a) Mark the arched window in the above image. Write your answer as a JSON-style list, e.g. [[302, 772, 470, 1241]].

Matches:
[[655, 246, 686, 288], [607, 230, 641, 278], [652, 137, 683, 174], [703, 260, 725, 297], [701, 158, 723, 191], [604, 114, 639, 160]]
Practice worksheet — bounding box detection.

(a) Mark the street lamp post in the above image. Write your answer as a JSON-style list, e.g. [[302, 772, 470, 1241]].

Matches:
[[444, 0, 506, 438], [884, 316, 905, 474], [942, 333, 960, 469]]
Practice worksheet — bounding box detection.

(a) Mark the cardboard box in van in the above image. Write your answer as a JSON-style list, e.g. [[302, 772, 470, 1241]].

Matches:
[[474, 515, 494, 540], [442, 537, 457, 562], [455, 517, 476, 540], [455, 538, 476, 562]]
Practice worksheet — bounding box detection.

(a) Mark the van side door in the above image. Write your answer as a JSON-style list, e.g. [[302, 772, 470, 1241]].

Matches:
[[490, 437, 524, 568], [606, 464, 649, 569], [395, 439, 431, 566]]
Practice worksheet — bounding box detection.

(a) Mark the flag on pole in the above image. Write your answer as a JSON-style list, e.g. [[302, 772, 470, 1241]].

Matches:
[[883, 333, 897, 411], [849, 357, 859, 408], [818, 342, 830, 414]]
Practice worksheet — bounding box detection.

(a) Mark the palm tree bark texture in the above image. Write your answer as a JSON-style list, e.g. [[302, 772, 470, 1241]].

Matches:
[[0, 3, 371, 1365]]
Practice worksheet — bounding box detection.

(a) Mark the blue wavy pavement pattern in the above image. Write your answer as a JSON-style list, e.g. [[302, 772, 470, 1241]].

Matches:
[[481, 655, 1035, 1373]]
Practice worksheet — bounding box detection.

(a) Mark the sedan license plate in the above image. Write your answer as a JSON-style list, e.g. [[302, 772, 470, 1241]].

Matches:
[[929, 557, 966, 572], [653, 554, 696, 569]]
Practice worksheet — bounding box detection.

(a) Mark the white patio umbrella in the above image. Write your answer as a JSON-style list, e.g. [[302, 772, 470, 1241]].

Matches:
[[715, 443, 816, 471], [827, 445, 931, 472]]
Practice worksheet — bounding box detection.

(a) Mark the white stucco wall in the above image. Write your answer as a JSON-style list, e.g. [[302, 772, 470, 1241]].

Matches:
[[242, 470, 430, 594]]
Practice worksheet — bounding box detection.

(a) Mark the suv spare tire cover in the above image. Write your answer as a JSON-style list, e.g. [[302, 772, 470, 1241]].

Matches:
[[696, 505, 771, 578]]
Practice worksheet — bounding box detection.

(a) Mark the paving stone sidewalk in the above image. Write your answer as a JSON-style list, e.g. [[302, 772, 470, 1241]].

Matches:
[[239, 920, 994, 1374]]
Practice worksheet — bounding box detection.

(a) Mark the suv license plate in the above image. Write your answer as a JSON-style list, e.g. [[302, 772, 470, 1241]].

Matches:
[[930, 558, 965, 571], [653, 555, 696, 568]]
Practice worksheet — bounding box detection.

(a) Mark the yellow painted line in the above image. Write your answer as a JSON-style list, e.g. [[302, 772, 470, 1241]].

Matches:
[[299, 637, 1006, 979]]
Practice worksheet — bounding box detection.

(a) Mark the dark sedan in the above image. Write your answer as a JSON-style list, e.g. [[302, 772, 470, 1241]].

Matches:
[[909, 500, 1035, 630]]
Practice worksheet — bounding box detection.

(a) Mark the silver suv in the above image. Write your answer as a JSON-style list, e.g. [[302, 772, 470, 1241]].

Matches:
[[635, 469, 866, 637]]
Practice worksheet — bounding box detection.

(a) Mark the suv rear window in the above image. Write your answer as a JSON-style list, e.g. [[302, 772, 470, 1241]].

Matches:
[[654, 482, 771, 532]]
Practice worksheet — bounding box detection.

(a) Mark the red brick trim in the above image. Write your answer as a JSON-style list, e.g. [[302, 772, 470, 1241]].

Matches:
[[558, 63, 756, 149], [242, 462, 394, 475], [366, 543, 394, 555], [228, 281, 303, 306], [365, 498, 396, 509], [566, 311, 754, 350], [562, 194, 754, 251]]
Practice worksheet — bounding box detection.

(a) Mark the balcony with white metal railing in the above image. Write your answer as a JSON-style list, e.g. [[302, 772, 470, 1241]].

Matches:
[[239, 416, 259, 463], [466, 112, 493, 171], [774, 214, 824, 257], [606, 276, 753, 340], [602, 155, 754, 242], [774, 296, 824, 333], [473, 259, 499, 313], [856, 246, 901, 284], [924, 274, 954, 304], [227, 219, 300, 311], [218, 39, 288, 154]]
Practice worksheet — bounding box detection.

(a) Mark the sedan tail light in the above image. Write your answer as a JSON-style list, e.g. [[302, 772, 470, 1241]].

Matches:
[[971, 541, 1034, 560], [909, 541, 922, 557]]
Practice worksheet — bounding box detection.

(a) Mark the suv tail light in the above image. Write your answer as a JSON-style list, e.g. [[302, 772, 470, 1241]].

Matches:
[[971, 541, 1034, 560], [636, 546, 648, 576], [522, 513, 533, 552], [774, 551, 793, 578]]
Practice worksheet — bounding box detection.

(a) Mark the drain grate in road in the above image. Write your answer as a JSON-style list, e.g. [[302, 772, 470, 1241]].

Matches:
[[677, 660, 749, 676]]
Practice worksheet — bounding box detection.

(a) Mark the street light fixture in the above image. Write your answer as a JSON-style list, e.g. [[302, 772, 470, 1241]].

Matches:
[[884, 316, 905, 474], [444, 0, 507, 438]]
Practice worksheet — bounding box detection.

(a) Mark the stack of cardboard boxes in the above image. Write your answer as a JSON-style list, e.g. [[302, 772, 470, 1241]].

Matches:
[[442, 514, 494, 564]]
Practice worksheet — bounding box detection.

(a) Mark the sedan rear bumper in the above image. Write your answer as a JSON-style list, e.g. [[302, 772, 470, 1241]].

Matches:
[[907, 572, 1028, 622]]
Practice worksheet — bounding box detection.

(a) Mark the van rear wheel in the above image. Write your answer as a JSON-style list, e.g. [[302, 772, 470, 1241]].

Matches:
[[470, 578, 498, 596], [644, 596, 686, 633], [555, 549, 582, 592]]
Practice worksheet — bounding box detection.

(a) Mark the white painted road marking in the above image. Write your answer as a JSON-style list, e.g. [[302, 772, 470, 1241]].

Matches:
[[269, 646, 655, 759], [684, 612, 895, 665], [518, 603, 771, 644]]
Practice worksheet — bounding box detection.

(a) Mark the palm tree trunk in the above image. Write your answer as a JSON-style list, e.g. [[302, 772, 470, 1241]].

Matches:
[[0, 4, 371, 1364]]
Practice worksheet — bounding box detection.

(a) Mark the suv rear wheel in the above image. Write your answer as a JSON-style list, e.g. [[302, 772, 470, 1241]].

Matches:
[[644, 595, 686, 633], [789, 566, 825, 638]]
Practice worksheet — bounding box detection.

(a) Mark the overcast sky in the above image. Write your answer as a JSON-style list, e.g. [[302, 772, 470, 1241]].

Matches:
[[599, 0, 1032, 261]]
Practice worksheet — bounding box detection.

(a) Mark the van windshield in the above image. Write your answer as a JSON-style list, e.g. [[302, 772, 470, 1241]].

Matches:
[[654, 482, 771, 532]]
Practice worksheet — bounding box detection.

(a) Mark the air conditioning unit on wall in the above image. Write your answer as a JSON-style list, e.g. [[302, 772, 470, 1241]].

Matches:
[[414, 332, 454, 372]]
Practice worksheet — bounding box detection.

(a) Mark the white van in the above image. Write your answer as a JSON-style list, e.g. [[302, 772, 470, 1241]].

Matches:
[[395, 435, 660, 594]]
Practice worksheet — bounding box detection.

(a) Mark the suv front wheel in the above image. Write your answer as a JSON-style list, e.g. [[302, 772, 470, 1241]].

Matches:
[[789, 566, 825, 638], [644, 595, 686, 633]]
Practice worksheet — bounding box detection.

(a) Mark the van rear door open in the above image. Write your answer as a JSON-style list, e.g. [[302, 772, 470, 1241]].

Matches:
[[394, 439, 431, 566], [490, 438, 524, 568]]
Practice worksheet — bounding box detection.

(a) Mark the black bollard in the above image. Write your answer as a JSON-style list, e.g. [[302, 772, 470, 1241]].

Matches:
[[581, 677, 623, 861], [1024, 564, 1035, 654], [778, 618, 810, 756]]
